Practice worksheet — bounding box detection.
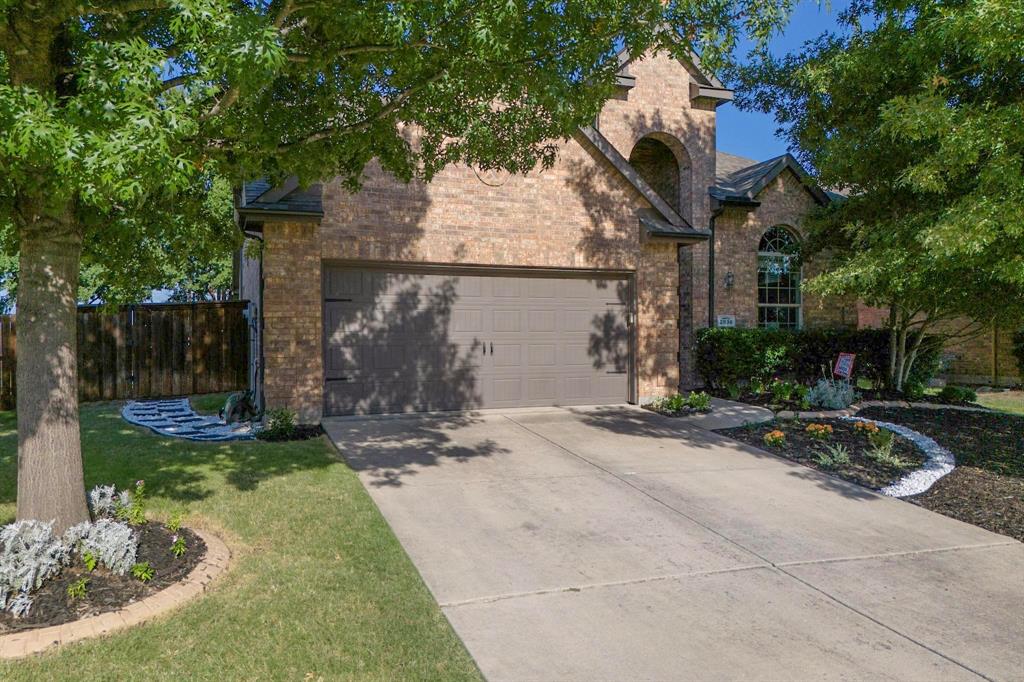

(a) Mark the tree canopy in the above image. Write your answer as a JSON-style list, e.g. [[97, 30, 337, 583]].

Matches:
[[1, 0, 797, 530], [735, 0, 1024, 387], [0, 172, 236, 311]]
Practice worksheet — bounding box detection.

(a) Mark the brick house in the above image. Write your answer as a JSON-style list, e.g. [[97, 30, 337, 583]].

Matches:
[[235, 49, 859, 422]]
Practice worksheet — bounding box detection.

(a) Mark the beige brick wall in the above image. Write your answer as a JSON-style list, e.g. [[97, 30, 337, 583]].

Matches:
[[262, 221, 323, 423], [712, 170, 857, 329], [860, 305, 1021, 385], [598, 51, 715, 335], [942, 325, 1020, 385], [311, 51, 709, 402], [265, 50, 879, 412]]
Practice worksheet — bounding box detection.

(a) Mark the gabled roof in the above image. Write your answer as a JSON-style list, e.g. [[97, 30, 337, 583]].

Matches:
[[711, 152, 831, 206], [237, 177, 324, 218], [614, 45, 733, 106]]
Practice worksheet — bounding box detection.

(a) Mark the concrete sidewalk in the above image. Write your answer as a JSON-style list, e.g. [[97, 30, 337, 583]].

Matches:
[[324, 405, 1023, 681]]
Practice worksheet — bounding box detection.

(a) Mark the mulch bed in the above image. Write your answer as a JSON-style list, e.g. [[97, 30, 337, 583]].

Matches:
[[0, 523, 206, 634], [856, 388, 976, 407], [717, 418, 925, 490], [257, 424, 323, 442], [857, 406, 1024, 541], [710, 387, 988, 412]]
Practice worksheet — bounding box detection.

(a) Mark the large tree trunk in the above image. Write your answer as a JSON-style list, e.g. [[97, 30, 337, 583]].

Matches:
[[15, 207, 89, 533]]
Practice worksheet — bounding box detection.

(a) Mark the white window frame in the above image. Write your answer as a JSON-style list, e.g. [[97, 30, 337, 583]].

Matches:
[[757, 227, 802, 330]]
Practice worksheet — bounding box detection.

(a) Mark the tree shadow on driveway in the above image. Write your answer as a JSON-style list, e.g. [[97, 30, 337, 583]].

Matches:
[[323, 413, 510, 488]]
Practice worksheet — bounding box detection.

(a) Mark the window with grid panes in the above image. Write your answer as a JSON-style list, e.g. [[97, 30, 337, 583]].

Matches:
[[757, 226, 801, 329]]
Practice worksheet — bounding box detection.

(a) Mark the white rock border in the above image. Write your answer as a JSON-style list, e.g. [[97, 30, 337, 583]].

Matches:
[[0, 528, 230, 660], [840, 416, 956, 498]]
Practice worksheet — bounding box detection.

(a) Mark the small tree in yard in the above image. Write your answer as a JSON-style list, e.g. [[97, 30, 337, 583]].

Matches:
[[1, 1, 794, 531], [736, 0, 1024, 391]]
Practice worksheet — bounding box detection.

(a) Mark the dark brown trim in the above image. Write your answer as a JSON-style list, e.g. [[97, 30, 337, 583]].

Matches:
[[321, 259, 635, 279]]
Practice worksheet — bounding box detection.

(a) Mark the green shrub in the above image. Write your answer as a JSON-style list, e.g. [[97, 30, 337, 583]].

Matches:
[[695, 327, 941, 390], [769, 379, 797, 404], [694, 328, 793, 389], [938, 385, 977, 404], [258, 408, 298, 441], [649, 394, 686, 413], [685, 391, 712, 412], [865, 434, 904, 467], [131, 561, 155, 582], [114, 480, 146, 525], [816, 443, 850, 468], [868, 428, 894, 450], [903, 380, 926, 401], [649, 392, 712, 413]]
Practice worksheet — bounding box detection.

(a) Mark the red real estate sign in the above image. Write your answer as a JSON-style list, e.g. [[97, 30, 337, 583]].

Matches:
[[834, 353, 856, 379]]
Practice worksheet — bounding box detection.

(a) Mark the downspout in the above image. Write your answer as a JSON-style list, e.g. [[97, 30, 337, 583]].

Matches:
[[238, 214, 266, 414], [708, 202, 724, 328]]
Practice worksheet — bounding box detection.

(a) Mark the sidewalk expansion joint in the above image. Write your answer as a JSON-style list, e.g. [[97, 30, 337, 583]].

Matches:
[[439, 563, 770, 609]]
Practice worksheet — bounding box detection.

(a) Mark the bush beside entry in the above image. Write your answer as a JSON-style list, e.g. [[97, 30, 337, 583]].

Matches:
[[694, 328, 941, 391]]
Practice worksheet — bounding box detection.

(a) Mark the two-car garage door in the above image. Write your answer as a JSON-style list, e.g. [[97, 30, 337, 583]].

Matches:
[[323, 266, 633, 416]]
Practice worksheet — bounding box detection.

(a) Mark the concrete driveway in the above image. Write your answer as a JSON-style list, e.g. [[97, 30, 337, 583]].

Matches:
[[323, 405, 1023, 681]]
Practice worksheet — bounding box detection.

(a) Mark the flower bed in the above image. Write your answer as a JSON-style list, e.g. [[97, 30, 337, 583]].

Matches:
[[644, 391, 713, 417], [0, 482, 206, 635], [716, 418, 925, 491], [0, 523, 204, 634]]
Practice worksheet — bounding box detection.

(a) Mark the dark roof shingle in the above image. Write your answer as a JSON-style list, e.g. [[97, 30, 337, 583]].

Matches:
[[712, 152, 830, 206]]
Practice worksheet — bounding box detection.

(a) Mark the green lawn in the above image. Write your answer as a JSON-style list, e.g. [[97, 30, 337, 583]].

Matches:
[[189, 392, 233, 415], [976, 390, 1024, 416], [0, 402, 480, 681]]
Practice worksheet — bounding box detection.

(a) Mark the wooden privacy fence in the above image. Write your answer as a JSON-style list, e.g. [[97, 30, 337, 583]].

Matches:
[[0, 301, 249, 409]]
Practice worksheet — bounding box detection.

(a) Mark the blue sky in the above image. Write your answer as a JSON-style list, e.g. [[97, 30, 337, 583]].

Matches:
[[716, 0, 849, 161]]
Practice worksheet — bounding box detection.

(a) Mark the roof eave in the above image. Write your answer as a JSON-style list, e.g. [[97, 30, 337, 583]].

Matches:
[[236, 207, 324, 221], [640, 216, 710, 243], [689, 83, 734, 107]]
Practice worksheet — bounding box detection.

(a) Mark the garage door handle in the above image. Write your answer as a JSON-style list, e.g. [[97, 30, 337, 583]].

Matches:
[[490, 342, 494, 355]]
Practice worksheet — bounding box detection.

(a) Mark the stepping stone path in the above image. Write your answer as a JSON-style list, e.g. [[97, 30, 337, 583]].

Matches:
[[122, 398, 257, 441]]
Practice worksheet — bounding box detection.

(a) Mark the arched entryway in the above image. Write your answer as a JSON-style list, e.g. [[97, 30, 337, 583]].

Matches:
[[628, 134, 692, 223]]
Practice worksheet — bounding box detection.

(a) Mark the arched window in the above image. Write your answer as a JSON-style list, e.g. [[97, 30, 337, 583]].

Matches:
[[757, 226, 801, 329]]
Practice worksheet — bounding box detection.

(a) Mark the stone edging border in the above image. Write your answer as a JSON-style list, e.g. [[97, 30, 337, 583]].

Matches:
[[777, 399, 994, 420], [840, 416, 956, 498], [0, 528, 230, 660]]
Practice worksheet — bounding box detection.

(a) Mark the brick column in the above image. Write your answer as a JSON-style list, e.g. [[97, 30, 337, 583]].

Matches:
[[636, 241, 680, 400], [262, 220, 323, 423], [677, 244, 698, 390]]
